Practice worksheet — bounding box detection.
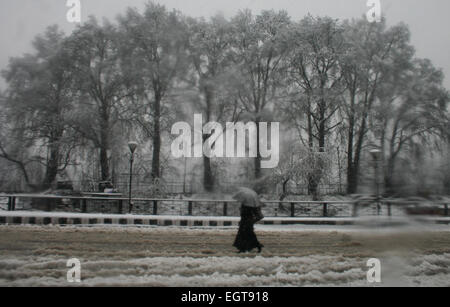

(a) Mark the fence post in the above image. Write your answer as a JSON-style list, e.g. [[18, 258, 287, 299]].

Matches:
[[387, 203, 392, 217], [11, 197, 16, 211], [223, 202, 228, 217], [445, 204, 448, 217], [7, 197, 12, 211], [323, 203, 328, 217], [188, 201, 193, 216], [82, 199, 87, 213], [153, 200, 158, 215], [46, 198, 52, 212], [118, 199, 122, 214], [290, 203, 295, 217]]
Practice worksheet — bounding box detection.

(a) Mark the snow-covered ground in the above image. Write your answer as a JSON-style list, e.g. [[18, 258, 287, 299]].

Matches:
[[2, 253, 450, 287], [0, 224, 449, 287]]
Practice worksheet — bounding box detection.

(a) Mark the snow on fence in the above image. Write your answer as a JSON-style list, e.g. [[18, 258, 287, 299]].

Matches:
[[0, 194, 448, 218]]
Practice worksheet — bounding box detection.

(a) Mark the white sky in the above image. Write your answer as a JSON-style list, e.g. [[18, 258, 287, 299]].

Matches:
[[1, 0, 449, 89]]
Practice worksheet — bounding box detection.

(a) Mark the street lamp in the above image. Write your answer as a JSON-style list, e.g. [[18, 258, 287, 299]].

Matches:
[[128, 141, 138, 214], [370, 149, 382, 215]]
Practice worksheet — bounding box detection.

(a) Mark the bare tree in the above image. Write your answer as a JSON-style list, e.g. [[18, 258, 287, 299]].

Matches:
[[340, 19, 414, 194], [64, 17, 131, 181], [186, 14, 241, 191], [375, 58, 449, 194], [285, 16, 345, 196], [118, 3, 190, 180], [1, 26, 79, 190], [230, 9, 291, 179]]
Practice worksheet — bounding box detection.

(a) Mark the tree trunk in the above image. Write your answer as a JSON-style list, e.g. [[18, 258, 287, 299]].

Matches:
[[203, 155, 214, 192], [203, 133, 214, 192], [99, 108, 110, 181], [318, 99, 326, 152], [202, 87, 215, 191], [100, 146, 110, 181], [43, 117, 65, 189], [280, 179, 289, 201], [347, 154, 356, 194], [308, 174, 319, 201], [308, 99, 326, 200], [254, 118, 262, 179], [349, 105, 369, 195], [346, 94, 357, 194], [43, 142, 60, 189], [384, 157, 396, 195], [347, 166, 357, 195], [151, 92, 161, 179], [445, 136, 450, 193], [306, 105, 318, 198]]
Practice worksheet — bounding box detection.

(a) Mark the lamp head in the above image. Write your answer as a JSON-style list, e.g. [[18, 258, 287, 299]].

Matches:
[[128, 141, 138, 154]]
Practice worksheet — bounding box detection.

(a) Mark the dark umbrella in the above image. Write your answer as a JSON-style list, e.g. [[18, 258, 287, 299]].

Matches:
[[232, 187, 263, 208]]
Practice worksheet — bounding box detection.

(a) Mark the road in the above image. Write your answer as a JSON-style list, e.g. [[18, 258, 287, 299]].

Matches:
[[0, 224, 449, 286]]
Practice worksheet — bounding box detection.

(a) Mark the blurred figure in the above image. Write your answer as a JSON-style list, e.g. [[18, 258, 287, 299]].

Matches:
[[232, 187, 265, 253]]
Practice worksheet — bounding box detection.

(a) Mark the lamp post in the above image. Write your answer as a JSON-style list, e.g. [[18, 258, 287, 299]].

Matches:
[[128, 141, 138, 214], [370, 149, 382, 216]]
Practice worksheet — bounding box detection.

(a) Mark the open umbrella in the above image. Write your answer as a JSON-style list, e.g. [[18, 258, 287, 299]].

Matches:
[[232, 187, 263, 208]]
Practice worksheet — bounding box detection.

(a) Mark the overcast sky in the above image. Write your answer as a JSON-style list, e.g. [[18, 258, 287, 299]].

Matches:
[[1, 0, 449, 90]]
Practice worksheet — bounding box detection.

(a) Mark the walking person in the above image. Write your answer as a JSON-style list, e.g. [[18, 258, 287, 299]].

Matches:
[[232, 187, 264, 253]]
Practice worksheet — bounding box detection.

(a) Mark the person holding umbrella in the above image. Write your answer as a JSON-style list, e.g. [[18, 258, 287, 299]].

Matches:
[[232, 187, 265, 253]]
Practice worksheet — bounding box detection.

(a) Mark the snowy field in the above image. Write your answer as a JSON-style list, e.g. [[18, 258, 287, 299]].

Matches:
[[0, 223, 449, 287]]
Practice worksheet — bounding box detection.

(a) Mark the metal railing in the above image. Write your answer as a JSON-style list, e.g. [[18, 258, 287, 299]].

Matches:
[[1, 194, 448, 218]]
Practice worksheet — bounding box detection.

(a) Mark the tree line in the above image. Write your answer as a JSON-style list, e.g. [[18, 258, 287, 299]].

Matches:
[[0, 2, 448, 197]]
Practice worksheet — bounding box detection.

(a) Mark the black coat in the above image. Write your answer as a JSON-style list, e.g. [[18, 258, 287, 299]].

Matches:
[[233, 206, 263, 252]]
